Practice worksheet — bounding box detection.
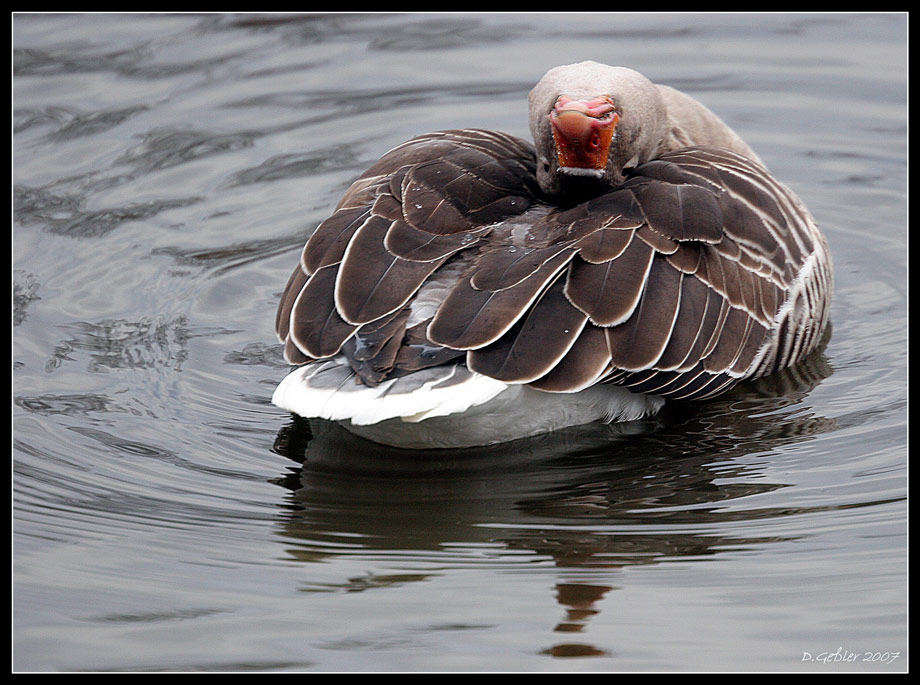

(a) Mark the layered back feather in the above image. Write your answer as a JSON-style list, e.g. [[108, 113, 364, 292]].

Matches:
[[274, 129, 831, 414]]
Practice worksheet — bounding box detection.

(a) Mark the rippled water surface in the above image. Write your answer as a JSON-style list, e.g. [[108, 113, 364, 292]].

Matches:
[[13, 13, 907, 672]]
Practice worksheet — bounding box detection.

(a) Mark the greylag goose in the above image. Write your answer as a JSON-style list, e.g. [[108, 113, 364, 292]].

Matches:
[[272, 61, 832, 448]]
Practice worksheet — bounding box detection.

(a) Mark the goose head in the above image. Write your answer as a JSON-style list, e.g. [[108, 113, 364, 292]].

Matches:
[[529, 61, 668, 200]]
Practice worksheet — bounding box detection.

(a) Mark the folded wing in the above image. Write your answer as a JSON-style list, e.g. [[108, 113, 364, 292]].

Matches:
[[278, 141, 825, 403]]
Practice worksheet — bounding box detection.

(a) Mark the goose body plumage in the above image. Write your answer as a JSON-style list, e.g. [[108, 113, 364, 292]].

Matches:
[[272, 62, 832, 448]]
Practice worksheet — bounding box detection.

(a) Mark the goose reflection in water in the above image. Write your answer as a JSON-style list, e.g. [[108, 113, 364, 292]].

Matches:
[[269, 336, 834, 658]]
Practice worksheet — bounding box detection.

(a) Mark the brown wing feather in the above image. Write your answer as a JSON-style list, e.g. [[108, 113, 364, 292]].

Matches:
[[527, 323, 612, 392], [277, 129, 539, 383], [483, 147, 814, 399], [604, 255, 684, 370], [466, 273, 588, 383], [277, 140, 822, 403], [564, 237, 654, 326], [334, 213, 449, 325], [275, 264, 307, 343], [301, 206, 373, 274], [427, 247, 576, 349], [289, 263, 358, 359]]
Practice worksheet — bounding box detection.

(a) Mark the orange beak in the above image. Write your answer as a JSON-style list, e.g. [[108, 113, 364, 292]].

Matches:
[[549, 95, 618, 171]]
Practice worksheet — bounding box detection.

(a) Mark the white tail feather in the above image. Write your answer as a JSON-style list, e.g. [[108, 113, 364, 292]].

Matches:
[[272, 357, 509, 426], [272, 357, 664, 448]]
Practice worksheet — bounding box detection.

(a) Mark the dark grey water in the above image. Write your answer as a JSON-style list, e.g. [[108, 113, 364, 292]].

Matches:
[[13, 13, 906, 672]]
